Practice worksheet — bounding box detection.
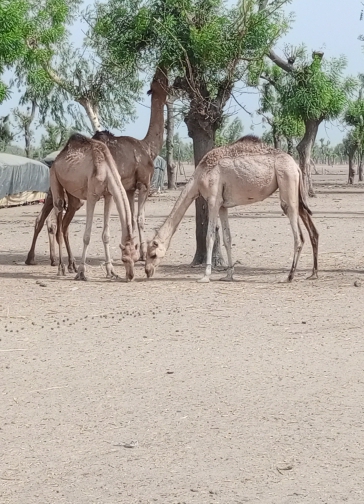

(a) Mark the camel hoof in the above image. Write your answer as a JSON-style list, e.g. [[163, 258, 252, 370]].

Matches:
[[75, 272, 88, 281], [219, 275, 234, 282], [68, 262, 77, 274], [306, 272, 318, 280], [25, 258, 36, 266], [51, 261, 57, 267], [197, 276, 210, 283], [57, 265, 66, 276]]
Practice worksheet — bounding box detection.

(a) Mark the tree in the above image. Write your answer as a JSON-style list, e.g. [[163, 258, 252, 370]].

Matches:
[[92, 0, 292, 264], [344, 99, 364, 183], [269, 49, 355, 196], [13, 99, 37, 157], [0, 115, 13, 151]]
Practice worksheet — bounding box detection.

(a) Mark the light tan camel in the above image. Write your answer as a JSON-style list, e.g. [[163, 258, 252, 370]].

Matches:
[[50, 133, 139, 282], [145, 136, 319, 283], [25, 67, 168, 267]]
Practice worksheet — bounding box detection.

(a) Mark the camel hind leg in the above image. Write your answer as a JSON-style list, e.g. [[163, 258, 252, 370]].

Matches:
[[25, 189, 53, 265], [299, 206, 319, 280], [219, 206, 234, 281], [278, 174, 305, 282]]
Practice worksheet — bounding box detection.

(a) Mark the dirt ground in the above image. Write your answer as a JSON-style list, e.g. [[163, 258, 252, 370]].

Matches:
[[1, 164, 364, 504]]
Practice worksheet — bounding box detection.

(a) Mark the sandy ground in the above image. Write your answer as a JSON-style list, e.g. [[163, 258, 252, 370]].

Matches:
[[1, 164, 364, 504]]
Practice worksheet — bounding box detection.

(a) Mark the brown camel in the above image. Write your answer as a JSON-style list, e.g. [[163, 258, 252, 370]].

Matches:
[[25, 67, 168, 267], [51, 133, 138, 282], [145, 136, 319, 283]]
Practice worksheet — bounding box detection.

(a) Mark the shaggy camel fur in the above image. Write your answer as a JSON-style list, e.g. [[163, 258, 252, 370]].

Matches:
[[145, 136, 319, 283], [50, 134, 138, 282], [25, 67, 167, 266]]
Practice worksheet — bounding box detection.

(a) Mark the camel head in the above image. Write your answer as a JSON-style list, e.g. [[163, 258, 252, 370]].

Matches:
[[120, 240, 139, 281], [145, 238, 166, 278], [147, 66, 168, 101]]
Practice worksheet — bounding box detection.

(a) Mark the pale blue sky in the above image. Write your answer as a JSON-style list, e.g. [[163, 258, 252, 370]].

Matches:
[[0, 0, 362, 146]]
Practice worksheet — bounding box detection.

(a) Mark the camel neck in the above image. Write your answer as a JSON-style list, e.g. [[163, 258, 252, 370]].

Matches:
[[143, 91, 165, 160]]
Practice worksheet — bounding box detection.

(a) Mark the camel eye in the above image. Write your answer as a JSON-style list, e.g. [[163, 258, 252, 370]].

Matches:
[[150, 253, 157, 259]]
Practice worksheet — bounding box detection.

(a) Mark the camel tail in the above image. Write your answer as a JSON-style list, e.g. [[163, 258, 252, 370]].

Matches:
[[101, 145, 134, 240], [298, 171, 312, 216]]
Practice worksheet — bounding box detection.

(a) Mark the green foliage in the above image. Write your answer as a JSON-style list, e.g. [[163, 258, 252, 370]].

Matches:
[[0, 115, 13, 151], [215, 117, 244, 146], [92, 0, 292, 108], [280, 54, 356, 123]]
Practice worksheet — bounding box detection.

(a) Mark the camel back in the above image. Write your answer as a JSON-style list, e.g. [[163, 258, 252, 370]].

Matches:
[[201, 135, 281, 167]]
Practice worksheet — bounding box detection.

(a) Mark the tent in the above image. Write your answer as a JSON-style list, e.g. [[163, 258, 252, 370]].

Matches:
[[0, 153, 50, 208]]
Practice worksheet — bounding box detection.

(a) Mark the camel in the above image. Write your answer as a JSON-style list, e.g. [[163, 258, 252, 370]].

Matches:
[[25, 66, 168, 267], [145, 135, 319, 283], [50, 133, 139, 282]]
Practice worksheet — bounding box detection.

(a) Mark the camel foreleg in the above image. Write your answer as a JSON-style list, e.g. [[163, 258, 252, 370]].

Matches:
[[101, 194, 120, 280], [75, 196, 97, 281], [197, 199, 219, 283], [136, 183, 149, 261], [62, 193, 83, 273], [46, 209, 57, 267]]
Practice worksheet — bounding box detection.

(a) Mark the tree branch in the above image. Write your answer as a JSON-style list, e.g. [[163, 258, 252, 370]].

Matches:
[[267, 49, 294, 73]]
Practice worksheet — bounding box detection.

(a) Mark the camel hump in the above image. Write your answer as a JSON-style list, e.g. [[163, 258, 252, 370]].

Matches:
[[93, 130, 115, 143], [67, 133, 90, 145], [233, 135, 262, 145]]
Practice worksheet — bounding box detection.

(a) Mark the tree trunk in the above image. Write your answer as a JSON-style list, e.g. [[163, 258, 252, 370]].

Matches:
[[296, 119, 320, 197], [358, 151, 364, 182], [166, 97, 177, 189], [79, 98, 101, 132], [347, 145, 357, 184], [272, 126, 282, 150], [25, 125, 31, 158], [185, 114, 225, 267], [286, 137, 294, 156]]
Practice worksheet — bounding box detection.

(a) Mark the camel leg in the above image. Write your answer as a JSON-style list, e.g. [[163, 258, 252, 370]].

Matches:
[[127, 190, 137, 235], [25, 189, 53, 265], [55, 206, 65, 276], [219, 206, 234, 281], [75, 196, 97, 281], [62, 194, 83, 273], [197, 199, 219, 283], [299, 208, 319, 280], [281, 200, 303, 282], [46, 210, 57, 267], [136, 184, 149, 261], [102, 193, 120, 280]]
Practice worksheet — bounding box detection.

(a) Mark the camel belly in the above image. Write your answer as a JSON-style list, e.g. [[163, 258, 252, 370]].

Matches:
[[220, 157, 278, 207]]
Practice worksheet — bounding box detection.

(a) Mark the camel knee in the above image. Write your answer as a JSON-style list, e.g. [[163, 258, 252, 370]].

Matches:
[[54, 199, 64, 214], [102, 229, 110, 244]]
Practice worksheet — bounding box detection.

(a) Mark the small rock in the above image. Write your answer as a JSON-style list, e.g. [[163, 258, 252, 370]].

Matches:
[[354, 280, 361, 287]]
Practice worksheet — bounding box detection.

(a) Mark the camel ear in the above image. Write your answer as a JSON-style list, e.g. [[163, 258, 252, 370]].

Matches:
[[120, 244, 125, 251], [152, 240, 159, 248]]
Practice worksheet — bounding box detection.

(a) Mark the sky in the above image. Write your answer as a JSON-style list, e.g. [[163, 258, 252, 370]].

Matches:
[[0, 0, 363, 147]]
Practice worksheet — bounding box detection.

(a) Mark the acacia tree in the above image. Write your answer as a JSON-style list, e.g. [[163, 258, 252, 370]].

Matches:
[[93, 0, 292, 264], [268, 49, 355, 196]]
